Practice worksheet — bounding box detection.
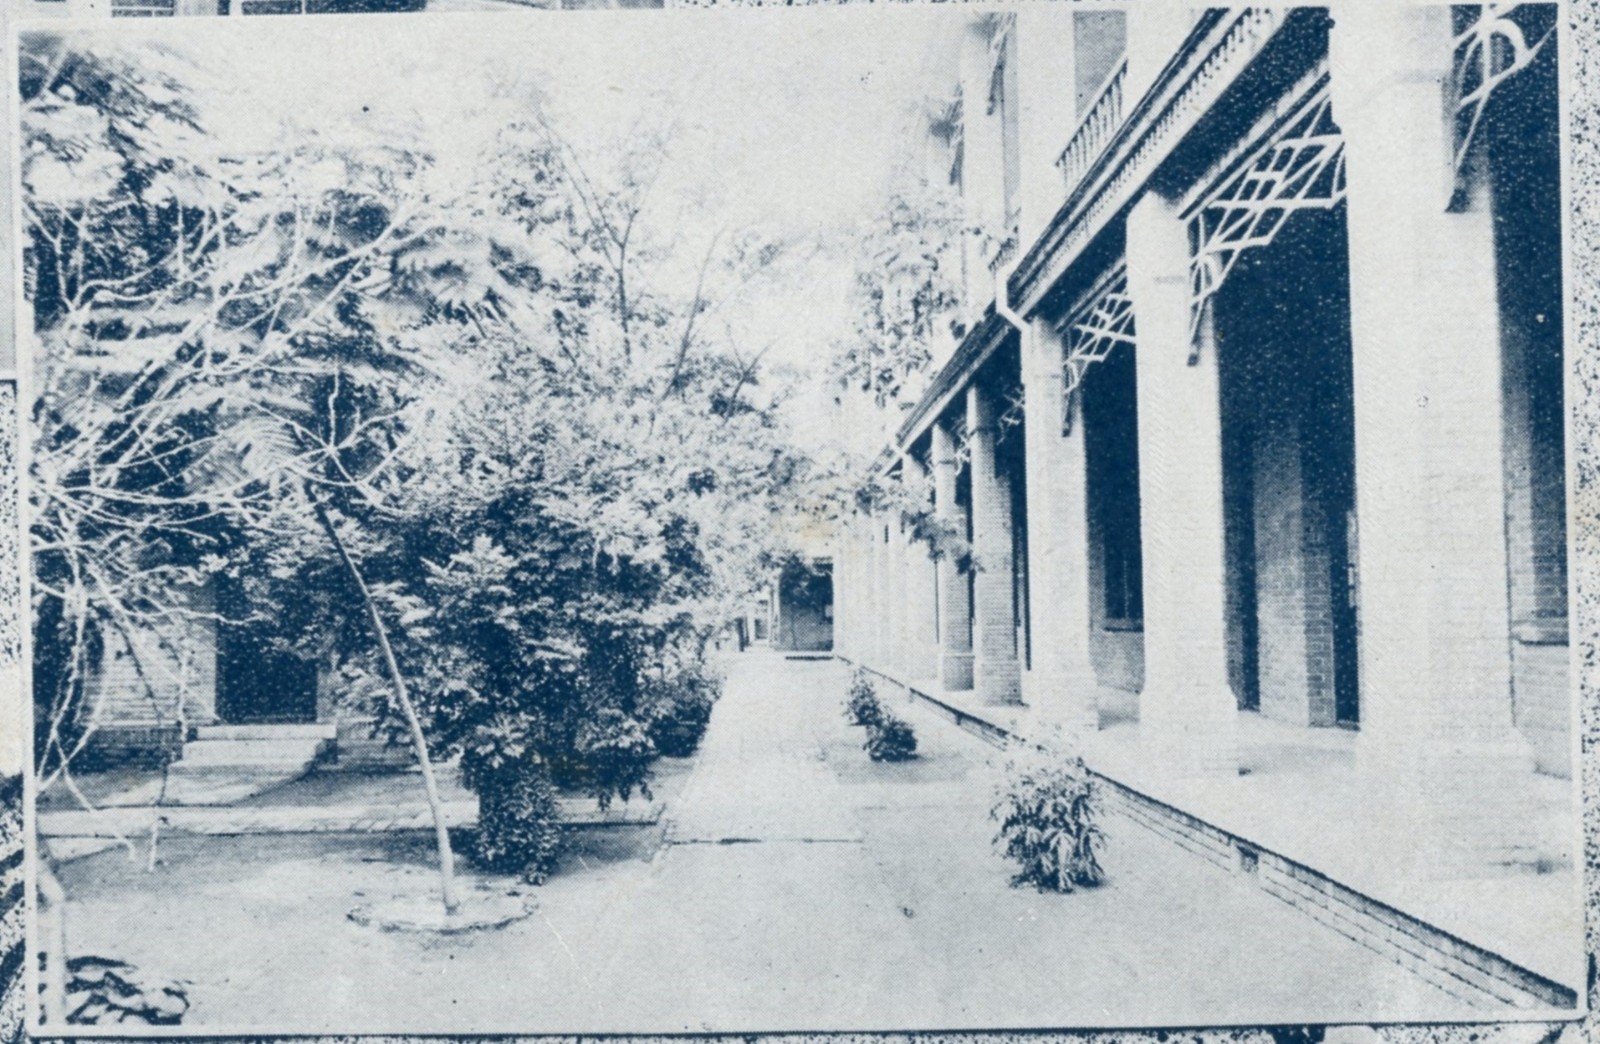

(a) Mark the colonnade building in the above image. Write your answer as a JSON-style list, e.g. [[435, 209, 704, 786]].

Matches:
[[834, 3, 1578, 1011]]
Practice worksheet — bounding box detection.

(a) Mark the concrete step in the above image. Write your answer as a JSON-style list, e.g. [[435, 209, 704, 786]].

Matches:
[[329, 717, 414, 771], [193, 723, 336, 742], [158, 772, 303, 807], [174, 738, 331, 765]]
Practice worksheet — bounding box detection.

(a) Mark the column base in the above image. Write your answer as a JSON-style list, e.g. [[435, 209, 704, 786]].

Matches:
[[937, 652, 974, 691], [974, 658, 1022, 705]]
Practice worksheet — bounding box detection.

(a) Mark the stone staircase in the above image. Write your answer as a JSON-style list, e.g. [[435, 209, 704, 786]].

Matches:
[[162, 723, 335, 806]]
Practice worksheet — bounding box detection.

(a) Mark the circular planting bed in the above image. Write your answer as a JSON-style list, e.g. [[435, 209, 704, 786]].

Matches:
[[348, 888, 535, 934]]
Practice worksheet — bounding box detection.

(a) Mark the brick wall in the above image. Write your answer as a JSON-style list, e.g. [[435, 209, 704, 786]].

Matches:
[[1222, 422, 1259, 711], [1498, 279, 1565, 646], [83, 588, 218, 733], [1512, 642, 1570, 777], [1214, 208, 1355, 730], [1250, 395, 1338, 727], [1490, 50, 1569, 779], [1502, 350, 1568, 777], [1084, 518, 1146, 698], [1080, 347, 1146, 705]]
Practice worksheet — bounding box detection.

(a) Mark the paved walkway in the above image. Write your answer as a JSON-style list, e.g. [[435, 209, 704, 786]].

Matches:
[[910, 676, 1581, 990], [54, 653, 1475, 1033]]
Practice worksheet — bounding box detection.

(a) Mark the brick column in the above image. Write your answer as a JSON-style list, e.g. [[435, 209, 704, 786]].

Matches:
[[888, 509, 910, 681], [849, 533, 865, 661], [904, 461, 941, 684], [1020, 319, 1100, 740], [1124, 190, 1237, 776], [839, 524, 860, 660], [851, 520, 871, 662], [858, 513, 876, 663], [855, 517, 874, 662], [968, 384, 1022, 704], [931, 421, 974, 690], [856, 515, 875, 662], [869, 509, 890, 672], [1331, 4, 1538, 874]]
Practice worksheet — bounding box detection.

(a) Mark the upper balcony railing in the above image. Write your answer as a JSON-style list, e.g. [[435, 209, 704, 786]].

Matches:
[[985, 215, 1022, 277], [1056, 58, 1129, 195]]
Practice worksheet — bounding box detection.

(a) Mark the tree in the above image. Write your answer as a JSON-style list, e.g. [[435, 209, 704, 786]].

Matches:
[[829, 181, 964, 413], [21, 34, 832, 900], [21, 32, 470, 910], [816, 177, 970, 562]]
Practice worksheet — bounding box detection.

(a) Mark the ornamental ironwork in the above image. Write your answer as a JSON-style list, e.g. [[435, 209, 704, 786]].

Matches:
[[1059, 267, 1136, 434], [951, 417, 973, 469], [1015, 9, 1284, 316], [1187, 85, 1346, 360], [996, 383, 1026, 444], [1452, 4, 1555, 181]]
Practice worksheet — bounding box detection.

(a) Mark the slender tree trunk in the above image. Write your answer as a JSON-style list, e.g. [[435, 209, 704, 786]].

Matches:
[[308, 494, 461, 915], [37, 858, 68, 1024]]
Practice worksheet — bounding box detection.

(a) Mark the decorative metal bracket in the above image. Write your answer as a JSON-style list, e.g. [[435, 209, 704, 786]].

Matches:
[[996, 383, 1026, 445], [951, 418, 973, 469], [1187, 86, 1346, 362], [1059, 267, 1136, 434], [1451, 4, 1555, 187]]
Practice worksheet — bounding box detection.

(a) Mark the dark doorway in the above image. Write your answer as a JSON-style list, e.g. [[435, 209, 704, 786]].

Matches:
[[214, 582, 318, 724], [998, 403, 1031, 672], [1217, 203, 1360, 727], [1081, 337, 1148, 709], [957, 460, 975, 639], [1083, 344, 1145, 631], [776, 559, 834, 652]]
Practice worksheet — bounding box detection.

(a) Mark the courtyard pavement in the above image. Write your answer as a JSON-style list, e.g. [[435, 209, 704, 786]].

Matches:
[[51, 652, 1480, 1033]]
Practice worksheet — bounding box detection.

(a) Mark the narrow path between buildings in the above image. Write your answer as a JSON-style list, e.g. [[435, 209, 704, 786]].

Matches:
[[55, 652, 1475, 1033]]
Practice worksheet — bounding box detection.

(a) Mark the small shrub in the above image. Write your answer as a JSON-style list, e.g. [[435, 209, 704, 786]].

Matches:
[[991, 749, 1104, 892], [572, 708, 656, 809], [645, 665, 721, 758], [865, 714, 918, 761], [844, 670, 883, 727], [472, 763, 563, 884], [648, 688, 716, 758]]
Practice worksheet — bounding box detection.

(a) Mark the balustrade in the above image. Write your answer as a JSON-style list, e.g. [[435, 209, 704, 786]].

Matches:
[[1056, 60, 1127, 195]]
